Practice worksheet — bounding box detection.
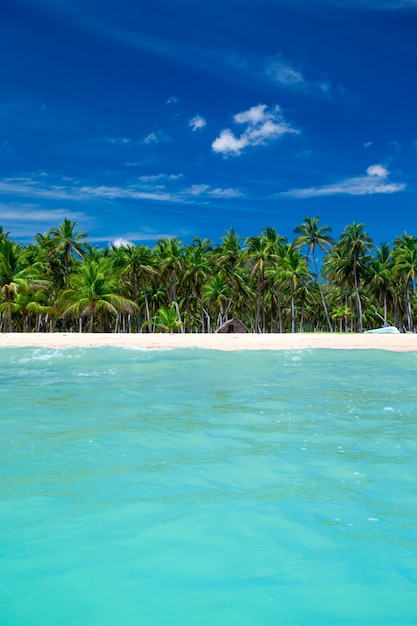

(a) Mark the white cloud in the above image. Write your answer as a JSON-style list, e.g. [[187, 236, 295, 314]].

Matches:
[[265, 56, 304, 86], [317, 81, 332, 95], [208, 187, 244, 199], [89, 231, 175, 244], [79, 185, 178, 202], [0, 206, 87, 222], [0, 177, 81, 201], [0, 176, 180, 203], [182, 184, 244, 199], [224, 50, 330, 97], [143, 132, 158, 144], [101, 136, 131, 145], [166, 96, 181, 105], [234, 104, 270, 125], [138, 173, 183, 183], [189, 115, 207, 131], [212, 104, 299, 156], [263, 55, 336, 98], [0, 174, 244, 208], [366, 164, 388, 177], [186, 184, 210, 196], [280, 165, 405, 198], [143, 131, 169, 145], [111, 237, 134, 248], [212, 129, 248, 155]]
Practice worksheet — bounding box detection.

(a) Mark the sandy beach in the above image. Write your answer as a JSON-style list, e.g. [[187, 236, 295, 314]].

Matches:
[[1, 332, 417, 351]]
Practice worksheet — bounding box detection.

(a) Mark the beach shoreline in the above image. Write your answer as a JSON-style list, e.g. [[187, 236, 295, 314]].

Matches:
[[0, 332, 417, 351]]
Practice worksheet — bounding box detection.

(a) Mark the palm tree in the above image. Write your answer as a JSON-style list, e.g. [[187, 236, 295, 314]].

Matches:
[[392, 232, 417, 331], [245, 228, 286, 332], [183, 238, 213, 332], [215, 229, 245, 286], [294, 216, 333, 331], [322, 242, 351, 320], [203, 273, 232, 330], [112, 244, 156, 331], [0, 226, 10, 243], [245, 234, 269, 332], [367, 243, 393, 327], [59, 257, 137, 332], [216, 228, 243, 268], [214, 229, 247, 321], [150, 304, 183, 333], [12, 292, 55, 332], [268, 244, 311, 332], [0, 239, 47, 331], [4, 217, 417, 335], [33, 232, 66, 298], [331, 304, 352, 332], [49, 218, 88, 277], [338, 222, 372, 332], [154, 238, 185, 305]]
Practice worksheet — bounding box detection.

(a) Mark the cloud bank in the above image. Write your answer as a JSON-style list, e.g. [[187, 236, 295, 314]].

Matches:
[[0, 173, 243, 205], [280, 164, 406, 198]]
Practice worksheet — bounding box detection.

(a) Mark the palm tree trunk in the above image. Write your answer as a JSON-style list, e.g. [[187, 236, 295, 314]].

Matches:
[[7, 297, 13, 332], [143, 286, 151, 330], [275, 290, 284, 333], [290, 284, 296, 333], [201, 306, 211, 333], [313, 256, 333, 332], [405, 283, 413, 331], [353, 259, 363, 331], [254, 276, 262, 332]]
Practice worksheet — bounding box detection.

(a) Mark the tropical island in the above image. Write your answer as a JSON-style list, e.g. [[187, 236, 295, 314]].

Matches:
[[0, 217, 416, 335]]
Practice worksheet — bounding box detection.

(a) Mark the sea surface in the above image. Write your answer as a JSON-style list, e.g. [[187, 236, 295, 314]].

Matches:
[[1, 346, 416, 625]]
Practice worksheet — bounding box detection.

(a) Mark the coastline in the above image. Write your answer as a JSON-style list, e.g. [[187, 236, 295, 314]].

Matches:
[[0, 332, 417, 351]]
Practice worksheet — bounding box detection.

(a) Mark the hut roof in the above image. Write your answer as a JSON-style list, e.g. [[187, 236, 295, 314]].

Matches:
[[216, 318, 248, 333]]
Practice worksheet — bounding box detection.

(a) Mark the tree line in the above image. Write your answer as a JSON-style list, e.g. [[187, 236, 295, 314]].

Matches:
[[0, 217, 416, 333]]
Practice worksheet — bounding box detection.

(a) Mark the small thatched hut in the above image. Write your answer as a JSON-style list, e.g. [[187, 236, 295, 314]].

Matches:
[[216, 318, 248, 334]]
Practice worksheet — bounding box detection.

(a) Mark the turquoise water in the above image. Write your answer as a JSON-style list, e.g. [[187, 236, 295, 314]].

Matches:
[[1, 347, 417, 625]]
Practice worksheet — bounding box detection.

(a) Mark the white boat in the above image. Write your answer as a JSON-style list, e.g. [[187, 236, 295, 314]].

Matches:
[[364, 326, 400, 334]]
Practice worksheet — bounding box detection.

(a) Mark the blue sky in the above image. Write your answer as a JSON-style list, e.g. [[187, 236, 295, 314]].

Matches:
[[1, 0, 417, 247]]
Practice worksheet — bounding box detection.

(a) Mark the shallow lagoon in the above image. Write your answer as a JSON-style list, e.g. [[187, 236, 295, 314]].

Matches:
[[1, 347, 417, 625]]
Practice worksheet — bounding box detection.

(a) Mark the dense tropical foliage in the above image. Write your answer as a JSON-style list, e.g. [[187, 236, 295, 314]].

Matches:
[[0, 218, 416, 333]]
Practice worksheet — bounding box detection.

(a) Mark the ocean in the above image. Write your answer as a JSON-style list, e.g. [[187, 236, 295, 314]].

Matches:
[[1, 347, 416, 625]]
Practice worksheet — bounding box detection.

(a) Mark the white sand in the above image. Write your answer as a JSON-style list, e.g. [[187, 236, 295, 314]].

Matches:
[[0, 332, 416, 351]]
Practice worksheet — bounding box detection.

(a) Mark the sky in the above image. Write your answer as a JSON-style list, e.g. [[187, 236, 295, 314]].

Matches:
[[1, 0, 417, 247]]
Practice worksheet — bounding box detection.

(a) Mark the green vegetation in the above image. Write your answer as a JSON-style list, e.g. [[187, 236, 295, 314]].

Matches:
[[0, 218, 416, 333]]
